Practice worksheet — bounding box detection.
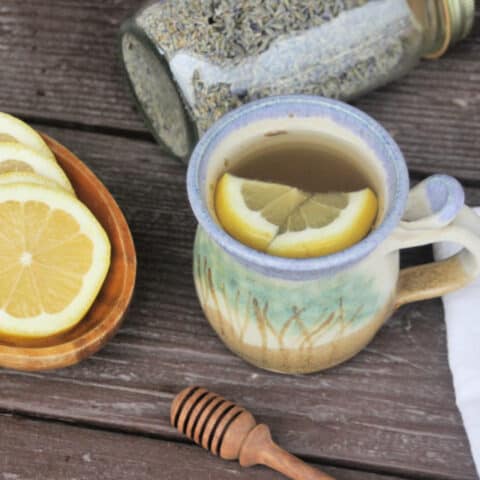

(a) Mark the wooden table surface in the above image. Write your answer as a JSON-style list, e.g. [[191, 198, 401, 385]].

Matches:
[[1, 2, 479, 479]]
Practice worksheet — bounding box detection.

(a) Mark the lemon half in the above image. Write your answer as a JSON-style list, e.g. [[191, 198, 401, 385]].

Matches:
[[0, 184, 111, 338], [215, 173, 378, 258]]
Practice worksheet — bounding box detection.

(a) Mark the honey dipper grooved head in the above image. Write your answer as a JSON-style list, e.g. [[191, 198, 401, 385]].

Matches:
[[171, 386, 257, 460]]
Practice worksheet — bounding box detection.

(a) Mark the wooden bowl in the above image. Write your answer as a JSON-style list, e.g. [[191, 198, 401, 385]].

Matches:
[[0, 134, 136, 371]]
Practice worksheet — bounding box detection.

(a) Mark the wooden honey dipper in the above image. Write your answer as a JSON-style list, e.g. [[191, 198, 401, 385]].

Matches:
[[171, 386, 335, 480]]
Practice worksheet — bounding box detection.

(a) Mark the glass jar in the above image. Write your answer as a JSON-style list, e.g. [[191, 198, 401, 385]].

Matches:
[[119, 0, 474, 161]]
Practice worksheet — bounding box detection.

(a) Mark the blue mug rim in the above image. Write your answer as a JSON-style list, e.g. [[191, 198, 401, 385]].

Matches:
[[187, 95, 409, 278]]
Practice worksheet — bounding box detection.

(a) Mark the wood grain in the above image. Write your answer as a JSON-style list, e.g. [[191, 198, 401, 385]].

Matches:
[[353, 13, 480, 182], [0, 414, 407, 480], [1, 1, 479, 478], [170, 386, 335, 480], [0, 2, 479, 180], [0, 0, 146, 132], [0, 134, 136, 371], [0, 125, 478, 480], [239, 424, 335, 480]]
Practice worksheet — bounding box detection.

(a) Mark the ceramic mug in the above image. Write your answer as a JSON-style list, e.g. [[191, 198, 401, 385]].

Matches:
[[187, 95, 480, 374]]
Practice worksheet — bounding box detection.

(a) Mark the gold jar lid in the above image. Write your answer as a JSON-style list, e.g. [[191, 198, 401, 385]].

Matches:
[[425, 0, 475, 59]]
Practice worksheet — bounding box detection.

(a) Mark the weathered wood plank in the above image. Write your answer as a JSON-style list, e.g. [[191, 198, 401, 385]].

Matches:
[[1, 126, 478, 479], [2, 300, 475, 480], [0, 2, 479, 180], [354, 12, 480, 181], [0, 0, 145, 131], [0, 415, 408, 480]]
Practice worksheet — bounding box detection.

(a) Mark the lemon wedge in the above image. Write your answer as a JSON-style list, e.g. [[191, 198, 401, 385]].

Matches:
[[0, 184, 110, 339], [0, 112, 55, 161], [0, 143, 74, 194], [215, 173, 378, 258]]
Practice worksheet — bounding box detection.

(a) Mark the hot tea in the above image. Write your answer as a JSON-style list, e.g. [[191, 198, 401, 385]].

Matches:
[[231, 137, 374, 193], [214, 132, 379, 258]]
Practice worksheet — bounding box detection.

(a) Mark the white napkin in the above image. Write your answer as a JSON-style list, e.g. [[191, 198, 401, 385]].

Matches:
[[433, 207, 480, 477]]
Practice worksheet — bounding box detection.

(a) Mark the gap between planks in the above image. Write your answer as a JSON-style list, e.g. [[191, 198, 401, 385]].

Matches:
[[0, 410, 427, 480], [4, 114, 480, 191]]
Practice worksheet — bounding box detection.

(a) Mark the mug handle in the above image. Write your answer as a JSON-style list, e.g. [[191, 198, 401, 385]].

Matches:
[[385, 175, 480, 309]]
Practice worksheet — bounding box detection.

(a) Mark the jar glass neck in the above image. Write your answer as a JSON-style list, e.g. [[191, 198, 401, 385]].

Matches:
[[408, 0, 446, 57]]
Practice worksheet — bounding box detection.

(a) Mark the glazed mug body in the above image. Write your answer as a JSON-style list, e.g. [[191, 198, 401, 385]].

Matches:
[[194, 226, 399, 373], [187, 96, 480, 373]]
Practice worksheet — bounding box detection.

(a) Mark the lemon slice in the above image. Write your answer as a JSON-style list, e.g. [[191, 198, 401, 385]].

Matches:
[[215, 173, 378, 258], [0, 112, 55, 161], [0, 171, 66, 192], [0, 184, 111, 339], [215, 173, 308, 251], [0, 143, 74, 194]]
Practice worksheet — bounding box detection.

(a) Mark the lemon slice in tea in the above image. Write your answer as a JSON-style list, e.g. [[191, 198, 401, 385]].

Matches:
[[0, 112, 56, 161], [0, 184, 110, 339], [268, 190, 378, 258], [215, 173, 378, 258], [215, 173, 308, 251], [0, 143, 74, 194]]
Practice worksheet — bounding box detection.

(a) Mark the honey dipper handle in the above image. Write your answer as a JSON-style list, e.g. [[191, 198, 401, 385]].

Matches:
[[239, 425, 335, 480]]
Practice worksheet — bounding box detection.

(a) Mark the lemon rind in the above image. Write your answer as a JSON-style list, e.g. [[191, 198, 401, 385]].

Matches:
[[0, 142, 74, 194], [268, 189, 378, 258], [215, 173, 278, 251], [0, 171, 66, 192], [0, 112, 56, 161]]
